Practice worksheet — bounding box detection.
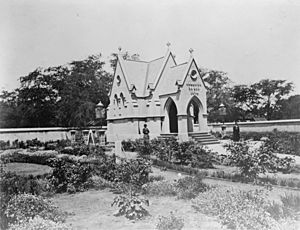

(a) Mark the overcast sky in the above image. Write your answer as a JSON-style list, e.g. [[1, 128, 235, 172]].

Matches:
[[1, 0, 300, 94]]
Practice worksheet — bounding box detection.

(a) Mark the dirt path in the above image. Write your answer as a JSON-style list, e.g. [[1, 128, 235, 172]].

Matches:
[[53, 189, 223, 230]]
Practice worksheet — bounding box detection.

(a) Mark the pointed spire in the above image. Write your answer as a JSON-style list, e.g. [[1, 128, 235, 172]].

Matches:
[[166, 42, 171, 49], [118, 46, 122, 54], [189, 48, 194, 58]]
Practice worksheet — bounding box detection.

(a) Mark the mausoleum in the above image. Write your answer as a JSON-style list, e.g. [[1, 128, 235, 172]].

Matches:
[[107, 46, 212, 143]]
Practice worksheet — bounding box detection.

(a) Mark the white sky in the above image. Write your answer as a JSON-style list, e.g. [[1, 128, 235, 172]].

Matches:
[[1, 0, 300, 93]]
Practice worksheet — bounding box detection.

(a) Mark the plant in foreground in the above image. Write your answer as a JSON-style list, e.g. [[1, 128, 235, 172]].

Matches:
[[5, 193, 66, 225], [8, 216, 72, 230], [192, 186, 280, 230], [111, 194, 149, 220], [156, 212, 184, 230]]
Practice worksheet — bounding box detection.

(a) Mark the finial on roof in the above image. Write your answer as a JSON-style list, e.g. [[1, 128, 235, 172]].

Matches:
[[118, 46, 122, 53], [189, 48, 194, 57], [166, 42, 171, 48]]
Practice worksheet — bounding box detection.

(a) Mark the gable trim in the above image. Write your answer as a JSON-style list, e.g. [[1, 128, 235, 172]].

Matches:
[[177, 58, 207, 90]]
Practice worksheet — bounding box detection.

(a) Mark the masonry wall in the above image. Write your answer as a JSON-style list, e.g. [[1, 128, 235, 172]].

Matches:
[[106, 117, 162, 142], [0, 127, 106, 143], [209, 119, 300, 133]]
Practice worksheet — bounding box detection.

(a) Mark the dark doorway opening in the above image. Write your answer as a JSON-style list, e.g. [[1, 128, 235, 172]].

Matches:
[[169, 101, 178, 133]]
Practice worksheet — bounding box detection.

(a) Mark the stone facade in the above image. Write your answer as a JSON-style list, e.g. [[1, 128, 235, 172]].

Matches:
[[107, 48, 208, 142]]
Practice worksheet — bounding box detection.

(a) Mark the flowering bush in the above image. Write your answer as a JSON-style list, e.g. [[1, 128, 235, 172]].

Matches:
[[156, 212, 184, 230], [192, 187, 280, 230], [8, 216, 72, 230], [5, 194, 66, 224]]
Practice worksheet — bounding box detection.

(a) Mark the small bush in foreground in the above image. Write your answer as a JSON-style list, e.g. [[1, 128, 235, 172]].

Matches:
[[8, 216, 72, 230], [175, 175, 210, 200], [111, 194, 149, 220], [5, 194, 66, 225], [192, 187, 279, 230], [156, 212, 184, 230]]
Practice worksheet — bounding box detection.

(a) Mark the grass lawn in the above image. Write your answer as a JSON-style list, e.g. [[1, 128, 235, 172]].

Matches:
[[3, 162, 52, 176]]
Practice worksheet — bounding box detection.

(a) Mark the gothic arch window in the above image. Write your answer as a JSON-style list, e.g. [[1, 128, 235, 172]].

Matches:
[[114, 94, 119, 107], [120, 93, 126, 107]]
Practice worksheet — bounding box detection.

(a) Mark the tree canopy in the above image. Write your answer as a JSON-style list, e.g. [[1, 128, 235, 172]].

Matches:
[[0, 54, 113, 128]]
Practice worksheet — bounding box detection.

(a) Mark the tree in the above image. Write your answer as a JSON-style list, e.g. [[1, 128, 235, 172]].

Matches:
[[202, 70, 235, 122], [16, 68, 60, 127], [232, 85, 261, 120], [57, 54, 112, 127], [273, 95, 300, 119], [252, 79, 294, 120], [0, 90, 20, 128]]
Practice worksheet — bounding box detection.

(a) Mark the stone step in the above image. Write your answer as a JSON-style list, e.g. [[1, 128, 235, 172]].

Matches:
[[188, 132, 220, 145]]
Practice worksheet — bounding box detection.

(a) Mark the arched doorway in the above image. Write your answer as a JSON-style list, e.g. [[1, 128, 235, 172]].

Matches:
[[187, 96, 202, 133], [168, 100, 178, 133]]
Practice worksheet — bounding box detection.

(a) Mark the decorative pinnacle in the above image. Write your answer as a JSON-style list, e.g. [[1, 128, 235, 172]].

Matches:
[[118, 46, 122, 53], [166, 42, 171, 48], [189, 48, 194, 54]]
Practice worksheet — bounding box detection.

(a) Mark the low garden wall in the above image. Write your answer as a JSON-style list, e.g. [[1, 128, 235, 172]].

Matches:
[[0, 126, 107, 143], [208, 119, 300, 133]]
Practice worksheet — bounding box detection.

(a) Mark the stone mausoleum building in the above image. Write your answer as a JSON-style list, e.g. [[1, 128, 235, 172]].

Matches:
[[107, 46, 217, 144]]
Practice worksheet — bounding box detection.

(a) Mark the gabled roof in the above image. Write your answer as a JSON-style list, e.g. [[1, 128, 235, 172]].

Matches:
[[118, 52, 173, 97], [115, 50, 205, 97]]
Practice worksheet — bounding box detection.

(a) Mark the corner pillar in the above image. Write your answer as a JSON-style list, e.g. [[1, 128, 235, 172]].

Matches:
[[177, 114, 189, 142]]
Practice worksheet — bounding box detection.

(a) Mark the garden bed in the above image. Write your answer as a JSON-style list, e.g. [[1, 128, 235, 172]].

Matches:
[[3, 162, 52, 177]]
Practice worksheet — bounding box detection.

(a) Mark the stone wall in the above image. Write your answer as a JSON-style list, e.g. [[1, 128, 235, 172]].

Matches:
[[208, 119, 300, 133], [0, 127, 107, 143]]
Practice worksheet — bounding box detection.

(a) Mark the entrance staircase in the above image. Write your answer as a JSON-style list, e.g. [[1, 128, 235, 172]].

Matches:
[[188, 132, 220, 145], [159, 132, 220, 145]]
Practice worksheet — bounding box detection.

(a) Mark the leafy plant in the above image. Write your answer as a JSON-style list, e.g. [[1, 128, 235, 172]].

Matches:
[[142, 180, 177, 197], [175, 175, 210, 200], [111, 194, 149, 220], [47, 158, 92, 193], [192, 187, 279, 230], [114, 158, 152, 187], [156, 212, 184, 230], [5, 194, 66, 225], [8, 216, 72, 230], [225, 141, 295, 180]]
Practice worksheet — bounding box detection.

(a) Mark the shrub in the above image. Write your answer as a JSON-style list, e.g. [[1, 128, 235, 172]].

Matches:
[[5, 194, 66, 224], [114, 158, 152, 187], [8, 216, 71, 230], [0, 149, 59, 165], [121, 139, 137, 152], [111, 194, 149, 220], [280, 193, 300, 219], [142, 180, 177, 197], [192, 187, 279, 230], [225, 141, 295, 180], [242, 131, 300, 156], [88, 175, 115, 190], [175, 175, 210, 200], [47, 158, 93, 193], [156, 212, 184, 230], [149, 175, 165, 182]]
